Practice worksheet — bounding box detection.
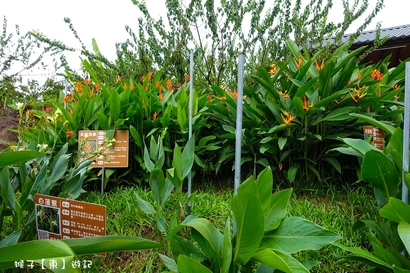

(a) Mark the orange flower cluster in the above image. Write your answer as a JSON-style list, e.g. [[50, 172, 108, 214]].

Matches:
[[281, 112, 296, 126], [268, 63, 278, 75], [278, 91, 289, 102], [95, 83, 101, 90], [349, 85, 366, 103], [166, 80, 173, 91], [64, 95, 70, 103], [370, 69, 382, 80], [303, 96, 313, 111], [184, 74, 189, 83], [66, 129, 74, 138], [294, 56, 303, 70], [315, 60, 324, 71]]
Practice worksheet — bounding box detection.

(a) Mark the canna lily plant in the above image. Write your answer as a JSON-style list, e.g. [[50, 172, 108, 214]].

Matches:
[[159, 167, 340, 273]]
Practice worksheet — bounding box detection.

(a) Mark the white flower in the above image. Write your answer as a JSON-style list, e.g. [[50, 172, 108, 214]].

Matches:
[[16, 102, 24, 110]]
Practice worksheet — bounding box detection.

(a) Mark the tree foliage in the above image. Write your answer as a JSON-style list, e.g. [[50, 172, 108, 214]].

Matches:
[[0, 16, 64, 108], [126, 0, 385, 87]]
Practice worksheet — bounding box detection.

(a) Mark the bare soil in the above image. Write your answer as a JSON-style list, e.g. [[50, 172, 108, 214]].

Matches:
[[0, 106, 19, 151]]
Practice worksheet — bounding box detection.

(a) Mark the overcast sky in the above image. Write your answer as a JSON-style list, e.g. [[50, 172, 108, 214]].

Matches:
[[1, 0, 409, 79]]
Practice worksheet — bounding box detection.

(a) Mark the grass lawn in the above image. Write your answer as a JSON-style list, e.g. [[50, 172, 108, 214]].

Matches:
[[75, 182, 381, 273]]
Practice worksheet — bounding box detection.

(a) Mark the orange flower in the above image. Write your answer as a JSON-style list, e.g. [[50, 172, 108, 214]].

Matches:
[[130, 84, 135, 91], [278, 91, 289, 102], [303, 96, 313, 111], [268, 63, 278, 75], [177, 82, 182, 88], [281, 112, 296, 126], [153, 112, 158, 120], [66, 129, 74, 138], [88, 89, 95, 98], [28, 109, 34, 117], [370, 69, 382, 80], [45, 105, 51, 113], [159, 88, 163, 102], [155, 81, 161, 88], [184, 74, 189, 83], [166, 79, 173, 91], [148, 71, 153, 80], [95, 83, 101, 90], [76, 81, 83, 92], [123, 83, 127, 90], [294, 56, 303, 70], [141, 75, 146, 82], [393, 84, 400, 90], [84, 78, 91, 85], [144, 85, 149, 91], [64, 95, 70, 103], [315, 59, 324, 71], [357, 72, 361, 80]]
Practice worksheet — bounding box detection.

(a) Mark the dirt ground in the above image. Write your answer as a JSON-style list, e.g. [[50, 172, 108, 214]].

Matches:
[[0, 106, 19, 151]]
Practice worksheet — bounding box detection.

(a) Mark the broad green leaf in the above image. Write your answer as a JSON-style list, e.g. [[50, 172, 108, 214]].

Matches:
[[287, 166, 298, 183], [380, 198, 410, 224], [278, 137, 287, 150], [362, 150, 400, 199], [182, 136, 195, 179], [96, 112, 109, 130], [62, 236, 161, 255], [322, 157, 341, 173], [265, 189, 293, 231], [169, 235, 205, 263], [0, 151, 43, 168], [0, 230, 21, 247], [252, 248, 309, 273], [394, 266, 410, 273], [254, 166, 273, 216], [150, 168, 165, 206], [0, 168, 16, 213], [261, 217, 340, 253], [338, 138, 381, 156], [143, 144, 154, 172], [333, 242, 393, 271], [311, 107, 356, 125], [158, 253, 178, 273], [221, 217, 232, 273], [47, 154, 70, 184], [350, 113, 395, 135], [177, 255, 212, 273], [0, 239, 78, 272], [231, 177, 264, 265], [398, 221, 410, 253], [135, 193, 155, 215], [184, 218, 223, 257], [129, 125, 143, 149]]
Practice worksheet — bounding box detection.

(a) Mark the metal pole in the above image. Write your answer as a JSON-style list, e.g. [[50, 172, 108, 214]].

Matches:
[[188, 53, 194, 215], [233, 55, 245, 235], [101, 167, 105, 194], [234, 55, 245, 196], [403, 63, 410, 205]]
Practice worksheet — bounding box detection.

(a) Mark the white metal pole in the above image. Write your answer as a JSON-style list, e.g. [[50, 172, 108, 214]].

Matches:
[[233, 55, 245, 235], [188, 53, 194, 215], [402, 63, 410, 204]]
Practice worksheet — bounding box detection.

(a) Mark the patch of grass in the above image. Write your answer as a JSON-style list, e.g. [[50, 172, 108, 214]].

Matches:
[[78, 183, 380, 272]]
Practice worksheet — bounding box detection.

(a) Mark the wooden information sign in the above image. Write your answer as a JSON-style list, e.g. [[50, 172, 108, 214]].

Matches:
[[78, 130, 129, 168], [35, 194, 106, 240], [364, 125, 385, 151]]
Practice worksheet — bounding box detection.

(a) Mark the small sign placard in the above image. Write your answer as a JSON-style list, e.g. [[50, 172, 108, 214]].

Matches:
[[35, 194, 106, 240], [363, 125, 384, 150], [78, 130, 129, 168]]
